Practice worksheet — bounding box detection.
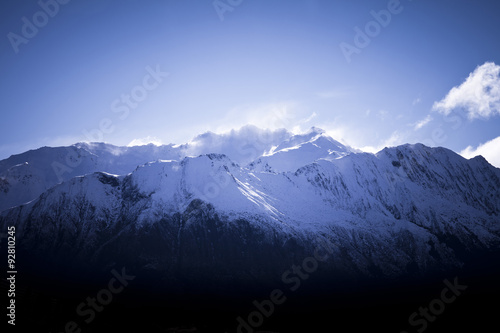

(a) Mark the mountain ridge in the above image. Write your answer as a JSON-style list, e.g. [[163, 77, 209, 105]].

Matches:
[[0, 126, 356, 211], [2, 127, 500, 332], [1, 131, 499, 285]]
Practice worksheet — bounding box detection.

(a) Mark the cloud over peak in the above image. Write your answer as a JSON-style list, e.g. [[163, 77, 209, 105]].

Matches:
[[127, 136, 163, 147]]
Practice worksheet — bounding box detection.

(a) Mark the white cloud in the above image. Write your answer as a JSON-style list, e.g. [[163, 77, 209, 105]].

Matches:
[[127, 136, 163, 147], [432, 62, 500, 119], [214, 101, 298, 133], [413, 115, 433, 130], [412, 97, 421, 106], [301, 112, 317, 124], [360, 131, 407, 153], [185, 125, 292, 165], [460, 136, 500, 168], [322, 126, 350, 145]]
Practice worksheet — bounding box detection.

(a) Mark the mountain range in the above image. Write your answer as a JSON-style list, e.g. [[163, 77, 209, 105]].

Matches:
[[1, 125, 499, 332]]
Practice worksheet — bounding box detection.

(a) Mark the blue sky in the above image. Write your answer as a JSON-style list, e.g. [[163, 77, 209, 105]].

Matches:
[[1, 0, 500, 166]]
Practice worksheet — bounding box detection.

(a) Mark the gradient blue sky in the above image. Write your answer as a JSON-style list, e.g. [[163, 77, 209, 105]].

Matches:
[[1, 0, 500, 165]]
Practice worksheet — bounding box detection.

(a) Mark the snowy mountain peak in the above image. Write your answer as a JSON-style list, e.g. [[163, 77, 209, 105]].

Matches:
[[250, 127, 354, 173], [306, 126, 326, 135]]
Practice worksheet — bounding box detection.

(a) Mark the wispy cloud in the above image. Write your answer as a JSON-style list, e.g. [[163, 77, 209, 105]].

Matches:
[[360, 131, 407, 153], [460, 136, 500, 168], [413, 115, 433, 130], [127, 136, 163, 147], [291, 112, 318, 134], [210, 101, 308, 135], [432, 62, 500, 119], [302, 112, 318, 123], [321, 125, 350, 145]]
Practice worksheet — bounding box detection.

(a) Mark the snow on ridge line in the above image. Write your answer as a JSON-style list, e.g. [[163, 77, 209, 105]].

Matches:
[[1, 125, 499, 213], [2, 137, 499, 249]]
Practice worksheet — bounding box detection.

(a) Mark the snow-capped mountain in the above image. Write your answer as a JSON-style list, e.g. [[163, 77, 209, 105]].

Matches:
[[0, 142, 181, 212], [1, 127, 499, 290], [248, 126, 355, 172], [0, 126, 350, 211]]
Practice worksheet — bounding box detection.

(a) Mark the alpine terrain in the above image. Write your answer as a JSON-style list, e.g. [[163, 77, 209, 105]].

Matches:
[[1, 126, 499, 332]]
